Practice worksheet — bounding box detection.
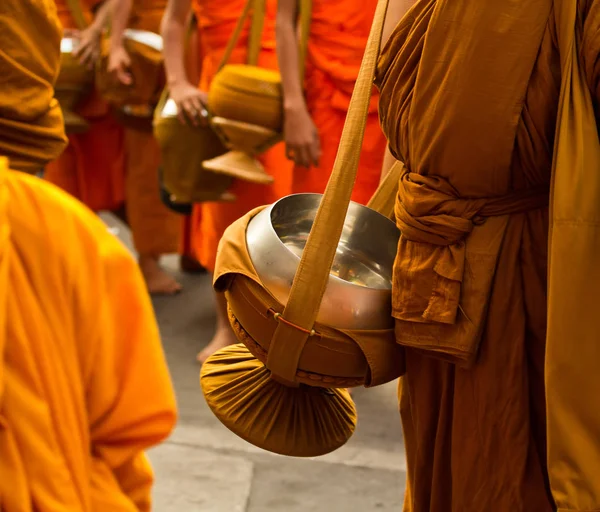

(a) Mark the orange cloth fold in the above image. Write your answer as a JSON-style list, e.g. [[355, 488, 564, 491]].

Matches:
[[292, 0, 386, 205], [0, 0, 67, 172], [0, 159, 177, 511], [191, 0, 292, 272]]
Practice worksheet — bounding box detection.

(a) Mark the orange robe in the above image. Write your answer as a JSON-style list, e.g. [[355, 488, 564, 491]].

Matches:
[[45, 0, 126, 212], [375, 1, 562, 510], [124, 1, 182, 256], [190, 0, 292, 272], [0, 2, 176, 506], [0, 160, 177, 512], [292, 0, 387, 206]]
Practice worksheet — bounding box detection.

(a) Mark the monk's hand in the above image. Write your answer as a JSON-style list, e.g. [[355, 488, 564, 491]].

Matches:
[[108, 45, 133, 86], [170, 81, 209, 127], [283, 103, 321, 169], [74, 25, 102, 70]]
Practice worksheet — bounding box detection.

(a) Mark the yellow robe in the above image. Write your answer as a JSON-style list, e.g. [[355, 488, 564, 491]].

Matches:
[[0, 157, 177, 511], [0, 2, 176, 509], [0, 0, 67, 172]]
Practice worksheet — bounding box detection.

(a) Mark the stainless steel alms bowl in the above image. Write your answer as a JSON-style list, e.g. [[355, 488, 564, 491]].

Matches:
[[246, 194, 400, 330]]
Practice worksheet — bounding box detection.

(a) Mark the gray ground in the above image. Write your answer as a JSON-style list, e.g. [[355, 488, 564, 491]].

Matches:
[[105, 213, 407, 512]]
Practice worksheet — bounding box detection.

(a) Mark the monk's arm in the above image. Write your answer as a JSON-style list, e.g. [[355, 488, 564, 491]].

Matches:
[[277, 0, 303, 113], [382, 0, 416, 47], [161, 0, 207, 123], [110, 0, 132, 50], [90, 0, 115, 32], [379, 0, 416, 181], [277, 0, 320, 168], [161, 0, 192, 88]]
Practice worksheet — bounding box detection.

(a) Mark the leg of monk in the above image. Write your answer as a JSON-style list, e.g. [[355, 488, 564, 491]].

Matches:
[[197, 290, 238, 363], [180, 210, 206, 274], [124, 127, 182, 295]]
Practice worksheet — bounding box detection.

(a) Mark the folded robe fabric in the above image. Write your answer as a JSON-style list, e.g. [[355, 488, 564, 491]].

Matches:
[[0, 0, 67, 172]]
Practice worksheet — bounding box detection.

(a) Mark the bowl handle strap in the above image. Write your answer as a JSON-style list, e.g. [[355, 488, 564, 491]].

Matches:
[[265, 0, 391, 384], [367, 160, 404, 220]]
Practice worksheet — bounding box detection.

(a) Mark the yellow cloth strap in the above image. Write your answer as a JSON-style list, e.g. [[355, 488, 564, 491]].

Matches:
[[217, 0, 311, 80], [265, 0, 390, 385], [366, 160, 402, 220], [546, 0, 600, 510], [64, 0, 89, 30]]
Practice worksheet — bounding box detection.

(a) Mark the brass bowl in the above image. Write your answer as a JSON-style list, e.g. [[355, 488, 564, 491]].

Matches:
[[208, 64, 283, 132], [246, 194, 400, 330], [96, 29, 165, 109], [154, 98, 232, 203]]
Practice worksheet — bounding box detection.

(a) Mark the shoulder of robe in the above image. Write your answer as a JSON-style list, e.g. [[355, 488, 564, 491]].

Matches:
[[5, 171, 137, 286]]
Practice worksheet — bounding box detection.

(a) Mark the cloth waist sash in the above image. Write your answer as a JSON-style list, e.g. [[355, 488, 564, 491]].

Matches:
[[393, 170, 548, 365]]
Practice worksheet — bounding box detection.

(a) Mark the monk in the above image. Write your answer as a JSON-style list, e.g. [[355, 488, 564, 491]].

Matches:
[[161, 0, 292, 362], [108, 0, 183, 295], [0, 1, 177, 509], [277, 0, 387, 205], [45, 0, 126, 214], [375, 0, 600, 509]]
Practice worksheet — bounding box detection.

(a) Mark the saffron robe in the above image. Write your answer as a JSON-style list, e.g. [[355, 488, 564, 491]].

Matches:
[[45, 0, 127, 212], [123, 0, 182, 255], [375, 0, 566, 509], [0, 158, 177, 511], [292, 0, 387, 206], [190, 0, 292, 272]]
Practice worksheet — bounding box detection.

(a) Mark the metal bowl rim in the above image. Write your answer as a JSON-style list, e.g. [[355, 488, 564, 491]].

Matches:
[[256, 193, 397, 292]]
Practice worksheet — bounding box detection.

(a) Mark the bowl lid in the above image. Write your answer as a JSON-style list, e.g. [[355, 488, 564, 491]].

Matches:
[[124, 29, 163, 51], [215, 65, 282, 99]]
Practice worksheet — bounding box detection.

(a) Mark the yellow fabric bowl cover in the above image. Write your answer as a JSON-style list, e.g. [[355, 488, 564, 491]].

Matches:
[[201, 344, 357, 457], [208, 65, 283, 132]]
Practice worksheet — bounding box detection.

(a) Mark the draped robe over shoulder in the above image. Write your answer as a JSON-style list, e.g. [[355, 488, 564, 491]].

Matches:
[[190, 0, 291, 272], [0, 0, 67, 171], [291, 0, 387, 206], [374, 0, 576, 509]]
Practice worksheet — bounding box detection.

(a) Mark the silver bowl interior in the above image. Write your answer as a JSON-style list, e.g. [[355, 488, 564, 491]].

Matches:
[[270, 194, 399, 290]]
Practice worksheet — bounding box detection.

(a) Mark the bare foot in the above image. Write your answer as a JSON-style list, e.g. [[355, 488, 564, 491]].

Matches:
[[139, 255, 182, 295], [196, 325, 237, 363]]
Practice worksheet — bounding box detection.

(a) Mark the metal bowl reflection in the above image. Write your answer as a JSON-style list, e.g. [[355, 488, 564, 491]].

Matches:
[[246, 194, 400, 330]]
